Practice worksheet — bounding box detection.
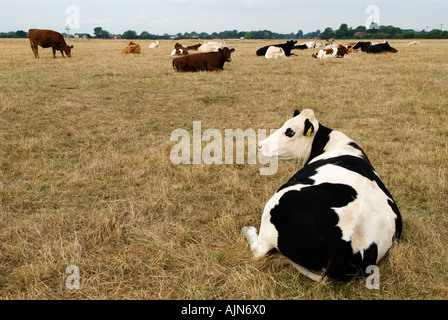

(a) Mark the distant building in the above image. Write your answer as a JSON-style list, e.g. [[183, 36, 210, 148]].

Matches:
[[109, 34, 122, 39], [354, 32, 369, 38]]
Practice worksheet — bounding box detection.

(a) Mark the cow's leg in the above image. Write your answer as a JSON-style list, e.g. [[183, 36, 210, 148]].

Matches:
[[33, 46, 39, 58], [52, 47, 56, 58], [30, 42, 39, 58]]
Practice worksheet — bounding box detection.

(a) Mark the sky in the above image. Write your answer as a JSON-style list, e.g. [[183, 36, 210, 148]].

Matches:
[[1, 0, 447, 35]]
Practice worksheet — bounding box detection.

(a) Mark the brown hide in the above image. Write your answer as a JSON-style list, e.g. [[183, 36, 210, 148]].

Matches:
[[28, 29, 73, 58], [121, 42, 141, 54], [173, 47, 235, 72]]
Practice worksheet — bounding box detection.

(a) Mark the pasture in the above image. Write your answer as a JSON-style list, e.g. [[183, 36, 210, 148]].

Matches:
[[0, 38, 447, 300]]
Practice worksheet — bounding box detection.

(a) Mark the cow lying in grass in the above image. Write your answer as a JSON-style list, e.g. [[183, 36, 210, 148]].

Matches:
[[353, 41, 372, 52], [121, 42, 141, 54], [312, 45, 350, 59], [256, 40, 297, 57], [243, 109, 402, 281], [367, 42, 398, 54], [265, 46, 286, 59], [172, 47, 235, 72], [170, 43, 189, 56], [353, 41, 398, 54]]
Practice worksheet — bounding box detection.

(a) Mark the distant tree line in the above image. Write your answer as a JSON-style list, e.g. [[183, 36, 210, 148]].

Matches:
[[315, 23, 448, 40], [110, 24, 448, 40], [2, 23, 447, 39], [0, 30, 28, 38]]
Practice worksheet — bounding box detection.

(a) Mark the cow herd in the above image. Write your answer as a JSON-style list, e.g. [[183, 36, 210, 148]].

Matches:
[[28, 28, 402, 73], [166, 38, 399, 70], [135, 38, 398, 63], [259, 39, 398, 59]]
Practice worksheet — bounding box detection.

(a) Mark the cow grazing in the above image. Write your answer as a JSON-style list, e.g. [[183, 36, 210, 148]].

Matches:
[[352, 41, 372, 52], [366, 42, 398, 54], [172, 47, 235, 72], [312, 45, 349, 59], [28, 29, 73, 59], [121, 42, 141, 54], [186, 43, 202, 50], [243, 109, 402, 281], [198, 40, 228, 53], [408, 41, 420, 46], [256, 40, 297, 57], [265, 46, 286, 59]]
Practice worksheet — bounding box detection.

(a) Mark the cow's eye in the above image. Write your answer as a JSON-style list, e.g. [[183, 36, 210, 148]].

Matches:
[[285, 128, 295, 138]]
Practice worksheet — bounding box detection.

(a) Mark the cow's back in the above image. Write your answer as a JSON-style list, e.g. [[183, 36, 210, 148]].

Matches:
[[29, 29, 65, 48], [272, 131, 401, 279], [173, 52, 221, 72]]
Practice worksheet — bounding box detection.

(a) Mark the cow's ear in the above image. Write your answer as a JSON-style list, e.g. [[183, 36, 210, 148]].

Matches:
[[293, 109, 300, 117], [218, 48, 223, 53], [230, 48, 235, 53], [303, 118, 314, 136]]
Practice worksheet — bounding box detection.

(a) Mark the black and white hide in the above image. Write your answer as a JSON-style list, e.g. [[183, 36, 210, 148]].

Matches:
[[243, 109, 402, 281]]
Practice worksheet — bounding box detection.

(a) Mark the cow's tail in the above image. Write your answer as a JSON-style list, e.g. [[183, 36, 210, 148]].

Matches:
[[172, 59, 177, 71]]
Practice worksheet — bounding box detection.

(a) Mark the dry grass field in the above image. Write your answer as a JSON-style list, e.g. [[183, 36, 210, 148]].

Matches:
[[0, 37, 447, 300]]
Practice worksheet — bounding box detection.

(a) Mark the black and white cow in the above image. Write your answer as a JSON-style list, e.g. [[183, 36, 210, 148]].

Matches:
[[256, 40, 297, 57], [243, 109, 402, 281]]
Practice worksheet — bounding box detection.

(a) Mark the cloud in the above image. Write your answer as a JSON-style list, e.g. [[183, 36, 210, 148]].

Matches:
[[163, 0, 219, 7], [80, 17, 113, 25], [241, 0, 269, 7]]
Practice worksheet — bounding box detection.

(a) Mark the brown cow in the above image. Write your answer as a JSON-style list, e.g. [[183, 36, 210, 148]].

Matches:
[[28, 29, 73, 58], [121, 42, 141, 54], [172, 47, 235, 72]]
